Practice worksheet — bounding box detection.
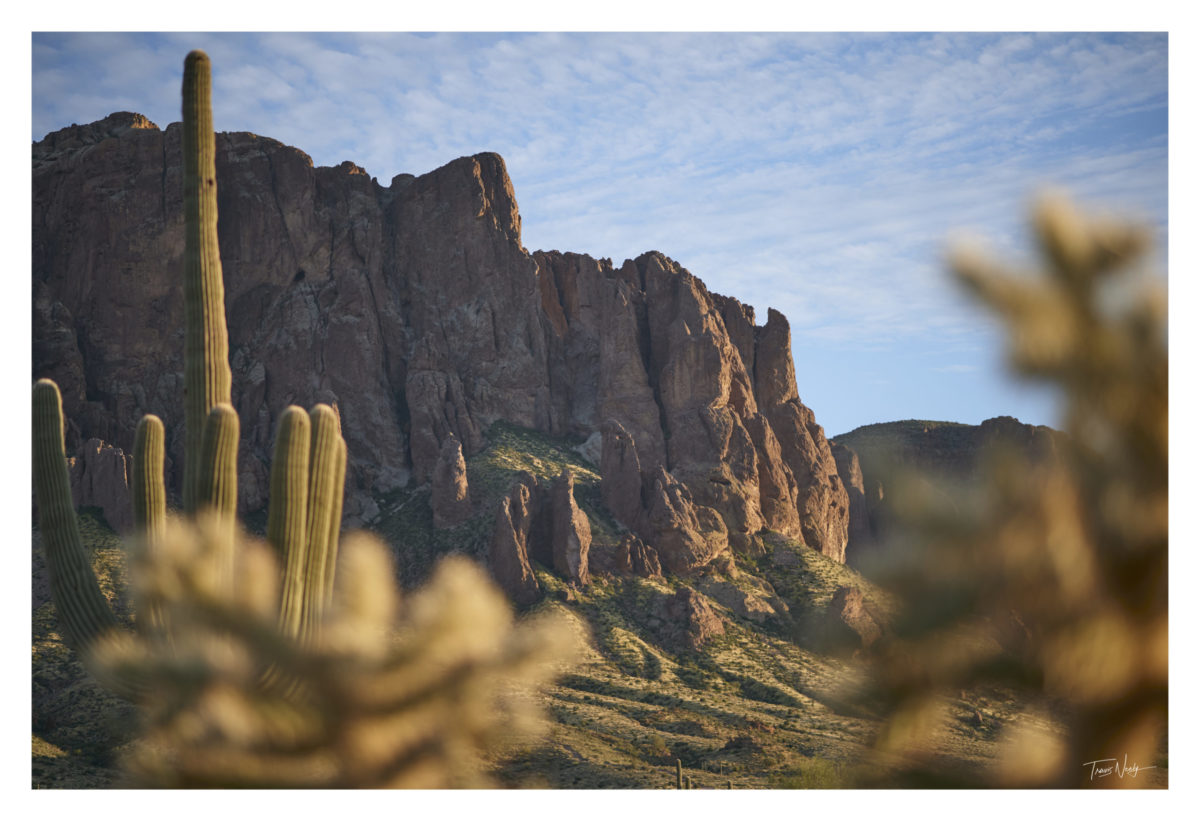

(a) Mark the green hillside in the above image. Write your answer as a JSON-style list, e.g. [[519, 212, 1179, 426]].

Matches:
[[31, 424, 1050, 789]]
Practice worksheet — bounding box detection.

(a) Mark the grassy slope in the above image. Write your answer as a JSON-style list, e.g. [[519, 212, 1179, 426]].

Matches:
[[34, 424, 1130, 788]]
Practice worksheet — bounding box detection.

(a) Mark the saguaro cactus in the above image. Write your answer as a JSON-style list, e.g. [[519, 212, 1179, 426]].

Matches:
[[181, 48, 232, 513], [132, 414, 166, 540], [32, 379, 122, 653]]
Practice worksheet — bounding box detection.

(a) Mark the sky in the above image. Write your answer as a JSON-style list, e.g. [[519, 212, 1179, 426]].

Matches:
[[29, 29, 1169, 438]]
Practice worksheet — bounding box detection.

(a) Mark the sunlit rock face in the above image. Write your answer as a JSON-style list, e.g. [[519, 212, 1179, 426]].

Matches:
[[33, 112, 849, 563]]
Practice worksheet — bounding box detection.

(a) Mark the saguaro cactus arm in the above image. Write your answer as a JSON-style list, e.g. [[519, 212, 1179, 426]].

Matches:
[[132, 413, 168, 635], [132, 414, 166, 540], [272, 406, 312, 639], [300, 404, 345, 641]]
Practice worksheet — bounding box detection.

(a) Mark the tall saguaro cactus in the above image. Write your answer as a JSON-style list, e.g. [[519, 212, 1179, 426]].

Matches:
[[181, 49, 232, 513]]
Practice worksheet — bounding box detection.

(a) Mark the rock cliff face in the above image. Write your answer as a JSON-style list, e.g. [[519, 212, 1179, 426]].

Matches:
[[33, 111, 849, 569]]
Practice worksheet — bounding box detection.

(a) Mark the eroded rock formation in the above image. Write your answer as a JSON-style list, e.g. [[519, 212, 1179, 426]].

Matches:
[[33, 112, 851, 569], [487, 475, 542, 607], [68, 439, 132, 534], [431, 433, 471, 529]]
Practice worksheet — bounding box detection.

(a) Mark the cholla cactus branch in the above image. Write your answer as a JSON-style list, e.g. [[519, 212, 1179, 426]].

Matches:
[[93, 521, 576, 788]]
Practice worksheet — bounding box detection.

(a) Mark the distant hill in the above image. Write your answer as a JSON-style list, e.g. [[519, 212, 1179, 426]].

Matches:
[[831, 417, 1063, 572]]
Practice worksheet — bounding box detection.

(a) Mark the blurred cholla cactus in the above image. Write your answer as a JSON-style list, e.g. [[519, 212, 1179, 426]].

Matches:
[[863, 192, 1166, 788], [92, 514, 577, 788]]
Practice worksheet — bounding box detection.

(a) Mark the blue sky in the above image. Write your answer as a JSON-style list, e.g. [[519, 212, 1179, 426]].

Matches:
[[30, 30, 1169, 438]]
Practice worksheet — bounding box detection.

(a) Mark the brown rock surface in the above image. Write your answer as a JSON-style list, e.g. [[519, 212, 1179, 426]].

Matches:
[[830, 441, 872, 566], [626, 534, 663, 578], [430, 433, 471, 529], [824, 586, 886, 651], [653, 587, 726, 651], [68, 439, 132, 534], [754, 309, 849, 562], [588, 533, 661, 579], [599, 419, 645, 531], [487, 475, 542, 607], [642, 466, 729, 575], [550, 470, 591, 587]]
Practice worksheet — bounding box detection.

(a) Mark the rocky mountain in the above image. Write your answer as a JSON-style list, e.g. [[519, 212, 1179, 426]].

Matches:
[[32, 111, 850, 588]]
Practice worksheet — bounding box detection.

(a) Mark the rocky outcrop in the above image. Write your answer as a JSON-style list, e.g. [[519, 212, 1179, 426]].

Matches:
[[487, 474, 542, 607], [754, 309, 848, 563], [626, 534, 663, 578], [823, 586, 886, 652], [600, 419, 645, 531], [430, 434, 471, 529], [550, 470, 591, 587], [33, 113, 850, 566], [830, 442, 872, 567], [66, 439, 133, 534], [697, 577, 788, 625], [642, 466, 729, 575], [589, 533, 661, 579], [652, 587, 726, 651]]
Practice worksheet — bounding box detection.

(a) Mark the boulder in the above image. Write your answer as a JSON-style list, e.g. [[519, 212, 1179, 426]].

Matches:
[[653, 587, 726, 651]]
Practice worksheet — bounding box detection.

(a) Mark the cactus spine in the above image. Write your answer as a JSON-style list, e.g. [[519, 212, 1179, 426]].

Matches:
[[181, 48, 232, 513], [32, 379, 121, 653]]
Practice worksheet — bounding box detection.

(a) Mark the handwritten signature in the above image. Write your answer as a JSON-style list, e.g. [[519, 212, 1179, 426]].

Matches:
[[1082, 754, 1157, 782]]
